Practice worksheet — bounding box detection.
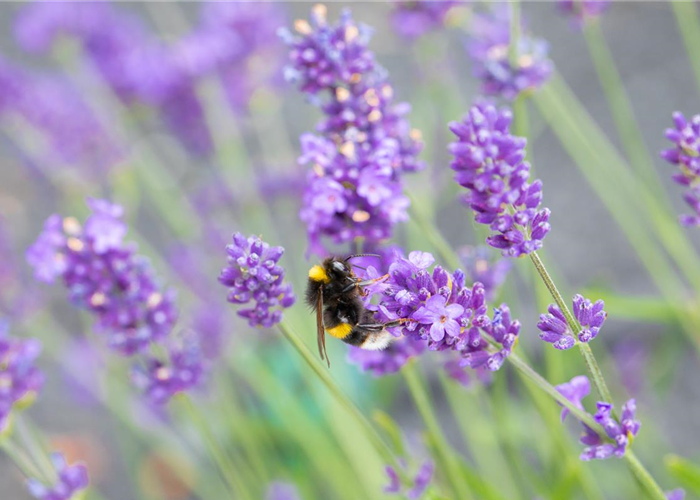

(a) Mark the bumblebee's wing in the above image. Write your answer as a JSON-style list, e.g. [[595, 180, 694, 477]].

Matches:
[[316, 286, 330, 368]]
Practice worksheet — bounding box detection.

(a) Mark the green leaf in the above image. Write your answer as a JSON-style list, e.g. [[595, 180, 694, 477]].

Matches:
[[373, 410, 408, 458], [665, 454, 700, 496]]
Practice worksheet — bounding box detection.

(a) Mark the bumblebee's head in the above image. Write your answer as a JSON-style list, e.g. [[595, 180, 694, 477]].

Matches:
[[308, 257, 353, 284]]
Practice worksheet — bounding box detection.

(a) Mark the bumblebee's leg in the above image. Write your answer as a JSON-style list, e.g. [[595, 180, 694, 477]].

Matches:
[[356, 317, 414, 330], [340, 274, 390, 294]]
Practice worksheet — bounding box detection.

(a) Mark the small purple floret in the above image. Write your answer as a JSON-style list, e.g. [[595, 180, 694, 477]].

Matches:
[[538, 294, 606, 349]]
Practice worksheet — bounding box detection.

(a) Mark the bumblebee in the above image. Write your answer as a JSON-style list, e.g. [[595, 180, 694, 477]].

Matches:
[[306, 255, 406, 367]]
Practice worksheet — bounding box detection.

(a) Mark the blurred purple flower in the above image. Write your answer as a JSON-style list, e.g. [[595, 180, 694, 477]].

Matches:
[[265, 481, 301, 500], [459, 246, 511, 301], [372, 251, 520, 372], [27, 199, 178, 356], [26, 452, 88, 500], [390, 1, 463, 40], [218, 233, 295, 328], [450, 102, 551, 257], [580, 399, 640, 461], [555, 375, 590, 422], [0, 322, 44, 433], [0, 55, 122, 173], [347, 337, 426, 376], [131, 334, 206, 406], [666, 489, 686, 500], [557, 0, 610, 28], [466, 5, 552, 100], [661, 112, 700, 227], [538, 294, 606, 349], [281, 7, 423, 254], [384, 460, 434, 499]]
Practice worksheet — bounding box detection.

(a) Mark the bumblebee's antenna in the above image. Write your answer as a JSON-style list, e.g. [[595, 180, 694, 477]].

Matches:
[[345, 253, 381, 262]]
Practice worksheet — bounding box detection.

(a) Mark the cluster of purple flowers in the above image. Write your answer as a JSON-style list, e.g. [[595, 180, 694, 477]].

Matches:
[[556, 0, 610, 28], [26, 452, 89, 500], [537, 294, 607, 349], [449, 103, 551, 257], [280, 6, 424, 255], [371, 251, 520, 372], [556, 375, 641, 461], [389, 1, 462, 40], [661, 112, 700, 227], [27, 199, 177, 356], [0, 323, 44, 433], [26, 199, 203, 405], [14, 2, 285, 157], [384, 460, 434, 499], [218, 233, 296, 329], [466, 5, 553, 100], [347, 337, 426, 377]]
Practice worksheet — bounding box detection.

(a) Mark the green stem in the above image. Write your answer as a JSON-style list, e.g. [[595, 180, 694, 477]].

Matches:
[[0, 435, 44, 480], [624, 451, 669, 500], [671, 1, 700, 100], [402, 362, 475, 500], [14, 417, 56, 484], [276, 320, 397, 467], [176, 394, 254, 500], [529, 251, 615, 405]]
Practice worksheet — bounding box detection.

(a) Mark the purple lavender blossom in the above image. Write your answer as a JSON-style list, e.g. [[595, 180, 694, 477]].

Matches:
[[372, 251, 520, 372], [281, 7, 423, 254], [666, 489, 686, 500], [466, 5, 552, 100], [131, 335, 206, 406], [537, 294, 606, 349], [389, 1, 462, 40], [555, 375, 590, 422], [27, 199, 178, 356], [218, 233, 295, 328], [0, 323, 44, 433], [26, 452, 89, 500], [459, 246, 511, 301], [557, 0, 610, 28], [347, 337, 426, 376], [661, 112, 700, 227], [450, 103, 551, 257], [580, 399, 640, 461], [384, 460, 434, 499], [265, 481, 301, 500]]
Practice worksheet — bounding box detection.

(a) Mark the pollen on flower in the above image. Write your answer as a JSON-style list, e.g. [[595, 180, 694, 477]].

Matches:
[[66, 237, 84, 252], [294, 19, 312, 35], [336, 88, 350, 102], [147, 293, 163, 309], [345, 24, 359, 42], [352, 210, 371, 222], [89, 292, 106, 307], [62, 217, 81, 235]]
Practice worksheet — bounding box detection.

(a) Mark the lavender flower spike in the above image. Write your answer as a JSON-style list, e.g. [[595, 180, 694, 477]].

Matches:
[[281, 6, 423, 254], [580, 399, 641, 461], [26, 452, 88, 500], [26, 199, 178, 356], [449, 102, 551, 257], [218, 233, 295, 328], [661, 111, 700, 227], [0, 322, 44, 433], [266, 481, 301, 500], [538, 294, 606, 349]]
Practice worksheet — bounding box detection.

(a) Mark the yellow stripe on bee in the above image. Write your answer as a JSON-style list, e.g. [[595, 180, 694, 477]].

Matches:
[[308, 265, 331, 283], [326, 323, 353, 339]]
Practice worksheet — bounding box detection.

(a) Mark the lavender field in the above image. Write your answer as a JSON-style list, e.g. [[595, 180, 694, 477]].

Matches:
[[0, 1, 699, 499]]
